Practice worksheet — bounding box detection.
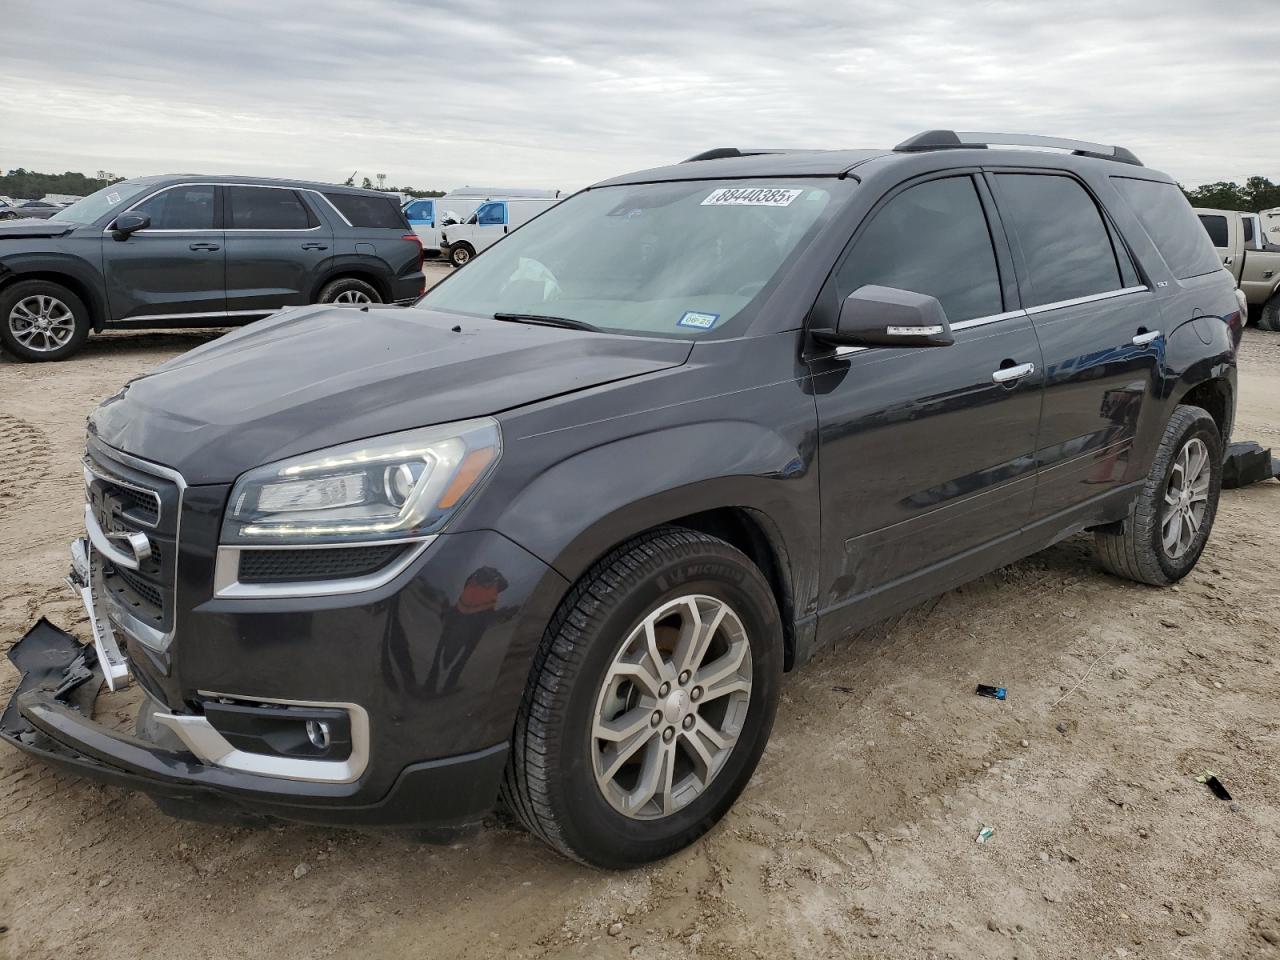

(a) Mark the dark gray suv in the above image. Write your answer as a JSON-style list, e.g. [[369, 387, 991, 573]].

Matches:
[[1, 132, 1245, 868], [0, 175, 426, 361]]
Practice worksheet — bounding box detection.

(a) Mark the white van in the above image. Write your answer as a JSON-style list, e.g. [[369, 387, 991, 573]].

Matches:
[[438, 188, 562, 266]]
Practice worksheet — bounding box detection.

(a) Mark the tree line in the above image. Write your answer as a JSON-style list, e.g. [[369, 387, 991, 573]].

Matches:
[[0, 168, 446, 200], [4, 166, 1278, 210]]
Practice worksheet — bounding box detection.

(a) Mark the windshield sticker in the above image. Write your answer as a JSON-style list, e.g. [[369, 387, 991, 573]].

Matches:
[[677, 311, 719, 330], [106, 192, 122, 205], [702, 187, 802, 207]]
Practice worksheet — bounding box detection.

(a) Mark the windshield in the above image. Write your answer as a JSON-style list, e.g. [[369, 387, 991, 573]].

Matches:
[[421, 179, 839, 338], [50, 181, 152, 224]]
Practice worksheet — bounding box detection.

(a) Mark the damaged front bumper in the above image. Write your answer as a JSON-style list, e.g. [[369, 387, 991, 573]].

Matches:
[[0, 616, 508, 826]]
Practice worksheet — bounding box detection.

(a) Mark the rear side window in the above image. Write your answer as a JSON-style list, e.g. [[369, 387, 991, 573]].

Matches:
[[994, 174, 1124, 308], [836, 176, 1003, 323], [323, 193, 407, 229], [1198, 214, 1229, 248], [227, 186, 315, 230], [1242, 217, 1255, 245], [1112, 178, 1222, 280], [132, 185, 216, 230]]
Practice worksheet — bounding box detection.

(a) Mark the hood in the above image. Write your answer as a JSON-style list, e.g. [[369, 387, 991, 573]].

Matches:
[[90, 304, 692, 483], [0, 218, 74, 238]]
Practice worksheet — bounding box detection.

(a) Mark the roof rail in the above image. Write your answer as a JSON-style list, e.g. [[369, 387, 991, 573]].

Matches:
[[893, 130, 1143, 167], [682, 147, 816, 163]]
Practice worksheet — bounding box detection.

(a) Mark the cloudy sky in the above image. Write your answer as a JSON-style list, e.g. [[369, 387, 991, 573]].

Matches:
[[4, 0, 1278, 193]]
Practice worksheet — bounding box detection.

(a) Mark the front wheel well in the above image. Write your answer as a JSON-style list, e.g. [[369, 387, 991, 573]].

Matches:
[[0, 270, 103, 330], [661, 507, 797, 670]]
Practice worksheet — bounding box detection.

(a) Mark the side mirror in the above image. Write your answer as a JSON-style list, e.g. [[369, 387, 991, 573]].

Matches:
[[818, 285, 955, 348], [111, 212, 150, 238]]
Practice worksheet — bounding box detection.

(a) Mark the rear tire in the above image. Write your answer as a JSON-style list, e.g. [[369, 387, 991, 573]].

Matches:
[[1094, 405, 1222, 586], [317, 277, 381, 305], [0, 279, 91, 362], [1258, 293, 1280, 332], [449, 243, 474, 268], [501, 527, 783, 868]]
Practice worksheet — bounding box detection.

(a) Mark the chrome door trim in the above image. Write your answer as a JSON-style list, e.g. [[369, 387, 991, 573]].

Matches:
[[829, 308, 1030, 357], [991, 361, 1036, 384], [110, 308, 275, 323], [106, 182, 347, 232]]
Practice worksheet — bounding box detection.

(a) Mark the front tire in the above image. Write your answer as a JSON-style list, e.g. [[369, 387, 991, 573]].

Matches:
[[1094, 405, 1222, 586], [449, 243, 474, 268], [317, 277, 381, 305], [1258, 292, 1280, 332], [502, 527, 783, 868], [0, 279, 91, 362]]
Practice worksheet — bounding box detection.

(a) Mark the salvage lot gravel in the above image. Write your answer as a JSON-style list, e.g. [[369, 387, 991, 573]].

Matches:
[[2, 284, 1278, 958]]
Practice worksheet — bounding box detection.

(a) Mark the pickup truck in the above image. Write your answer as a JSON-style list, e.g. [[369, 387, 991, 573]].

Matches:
[[1194, 207, 1280, 330]]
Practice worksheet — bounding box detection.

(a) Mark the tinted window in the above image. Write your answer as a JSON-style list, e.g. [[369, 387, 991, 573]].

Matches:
[[995, 174, 1122, 307], [1198, 214, 1229, 248], [323, 193, 407, 229], [1242, 217, 1254, 245], [404, 200, 434, 223], [476, 202, 506, 225], [132, 185, 216, 230], [836, 176, 1002, 323], [228, 186, 313, 230], [1112, 178, 1223, 280]]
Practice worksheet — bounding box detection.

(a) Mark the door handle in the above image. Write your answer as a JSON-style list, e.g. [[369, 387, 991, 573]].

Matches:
[[301, 242, 329, 250], [1132, 329, 1163, 346], [991, 361, 1035, 384], [189, 242, 220, 251]]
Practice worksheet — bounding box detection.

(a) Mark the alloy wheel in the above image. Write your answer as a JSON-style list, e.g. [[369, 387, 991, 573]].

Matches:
[[1161, 436, 1211, 559], [332, 289, 373, 305], [591, 594, 752, 820], [8, 295, 76, 352]]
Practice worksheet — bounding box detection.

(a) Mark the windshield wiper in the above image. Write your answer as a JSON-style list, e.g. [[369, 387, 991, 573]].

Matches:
[[493, 312, 599, 332]]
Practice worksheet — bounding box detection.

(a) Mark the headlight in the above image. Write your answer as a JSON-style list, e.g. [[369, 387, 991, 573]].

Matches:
[[222, 418, 500, 545]]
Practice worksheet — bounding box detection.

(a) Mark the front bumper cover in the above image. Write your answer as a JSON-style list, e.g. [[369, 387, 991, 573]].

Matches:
[[0, 618, 508, 828]]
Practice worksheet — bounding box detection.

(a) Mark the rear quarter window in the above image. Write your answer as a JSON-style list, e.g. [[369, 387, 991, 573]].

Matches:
[[1198, 214, 1229, 248], [323, 193, 408, 229], [1112, 178, 1222, 280]]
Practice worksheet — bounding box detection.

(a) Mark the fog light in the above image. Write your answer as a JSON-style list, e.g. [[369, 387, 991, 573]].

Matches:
[[306, 719, 332, 750]]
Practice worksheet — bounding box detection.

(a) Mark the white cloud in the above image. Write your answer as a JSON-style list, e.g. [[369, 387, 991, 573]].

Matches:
[[2, 0, 1277, 191]]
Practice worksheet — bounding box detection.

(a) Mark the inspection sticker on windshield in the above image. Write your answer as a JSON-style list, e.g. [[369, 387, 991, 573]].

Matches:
[[702, 187, 802, 207], [678, 311, 719, 330], [106, 192, 122, 205]]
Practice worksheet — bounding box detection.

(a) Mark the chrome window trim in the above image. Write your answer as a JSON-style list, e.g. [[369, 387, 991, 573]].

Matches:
[[104, 181, 351, 233], [827, 286, 1149, 357], [212, 535, 436, 599], [155, 693, 370, 783], [1023, 285, 1150, 315]]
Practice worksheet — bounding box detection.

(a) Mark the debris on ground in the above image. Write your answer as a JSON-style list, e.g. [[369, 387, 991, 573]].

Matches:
[[976, 827, 995, 844], [1222, 441, 1277, 488], [975, 684, 1006, 700], [1195, 772, 1233, 801]]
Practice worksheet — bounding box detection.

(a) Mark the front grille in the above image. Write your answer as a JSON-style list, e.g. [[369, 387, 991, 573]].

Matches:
[[238, 545, 404, 584], [85, 439, 181, 635]]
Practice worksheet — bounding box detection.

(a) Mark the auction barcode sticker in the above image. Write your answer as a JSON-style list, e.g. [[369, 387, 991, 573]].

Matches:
[[702, 187, 802, 207]]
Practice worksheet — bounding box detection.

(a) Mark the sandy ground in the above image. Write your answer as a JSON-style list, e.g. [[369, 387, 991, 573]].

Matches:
[[1, 280, 1278, 959]]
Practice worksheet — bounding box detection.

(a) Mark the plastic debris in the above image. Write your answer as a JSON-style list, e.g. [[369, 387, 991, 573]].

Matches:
[[1195, 771, 1233, 801], [976, 826, 995, 844], [975, 684, 1006, 700], [1222, 441, 1276, 488]]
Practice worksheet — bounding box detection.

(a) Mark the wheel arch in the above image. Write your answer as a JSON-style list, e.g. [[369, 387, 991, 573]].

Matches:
[[1172, 375, 1234, 449], [311, 262, 392, 302], [0, 261, 108, 331]]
